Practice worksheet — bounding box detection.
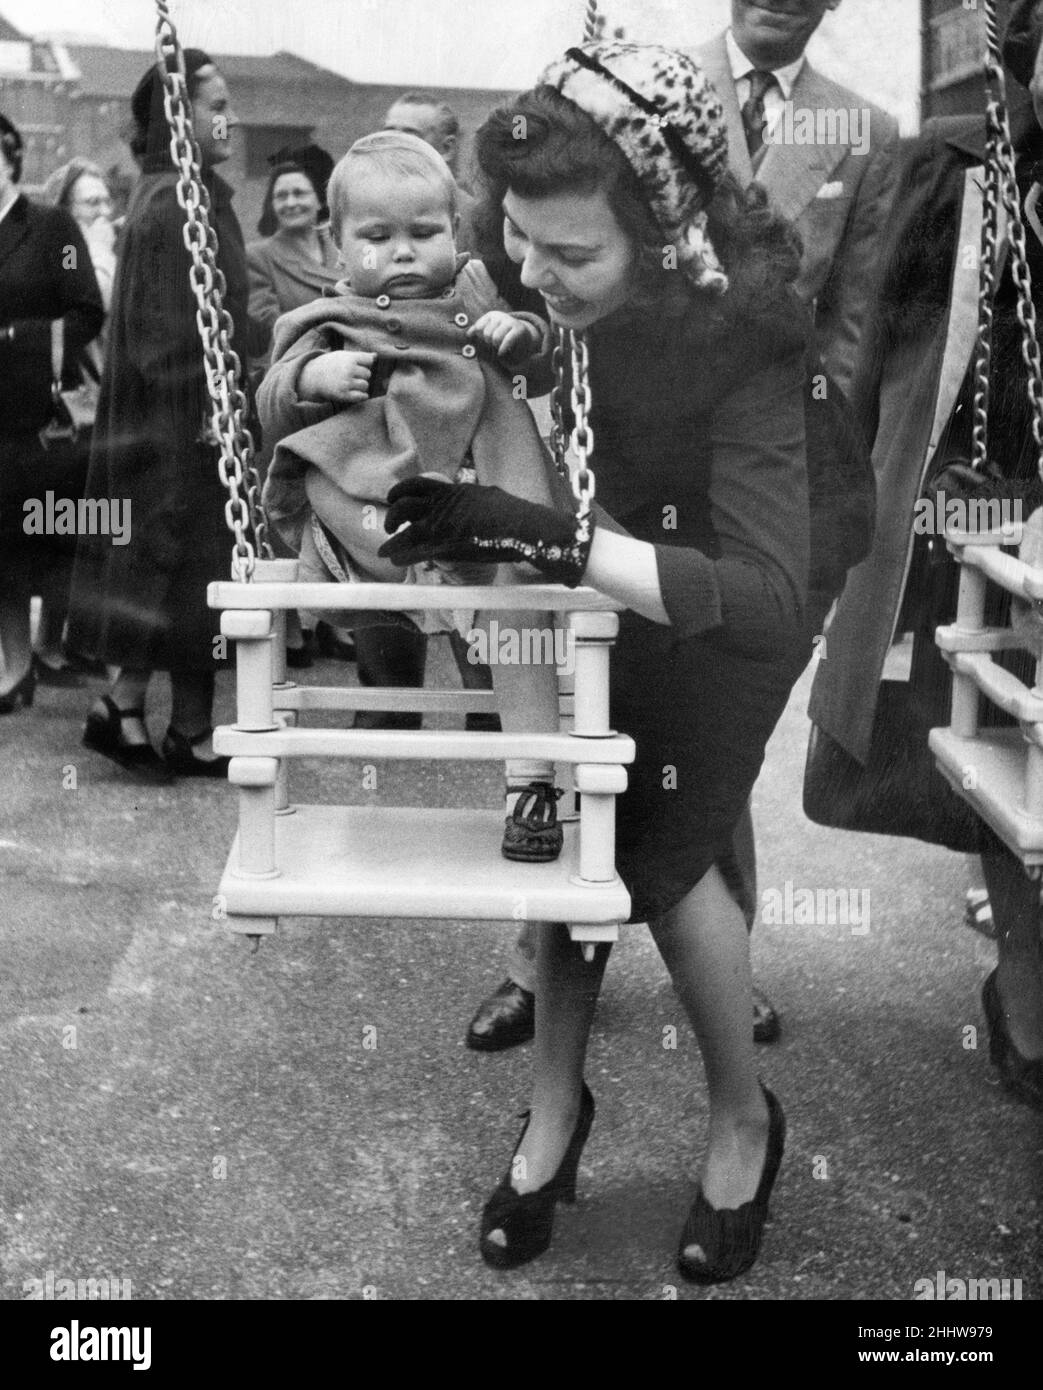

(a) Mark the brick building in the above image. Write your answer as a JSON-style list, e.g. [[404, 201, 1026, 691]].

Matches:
[[921, 0, 1029, 122], [0, 13, 515, 234]]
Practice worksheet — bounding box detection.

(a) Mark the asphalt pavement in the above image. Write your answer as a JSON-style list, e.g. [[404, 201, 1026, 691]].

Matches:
[[1, 640, 1040, 1302]]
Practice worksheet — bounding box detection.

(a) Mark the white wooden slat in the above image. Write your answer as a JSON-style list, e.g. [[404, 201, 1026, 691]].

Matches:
[[213, 726, 634, 764], [218, 805, 631, 923]]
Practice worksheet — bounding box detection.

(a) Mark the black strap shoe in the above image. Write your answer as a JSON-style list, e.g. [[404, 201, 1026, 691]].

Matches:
[[466, 979, 535, 1052], [82, 696, 172, 784]]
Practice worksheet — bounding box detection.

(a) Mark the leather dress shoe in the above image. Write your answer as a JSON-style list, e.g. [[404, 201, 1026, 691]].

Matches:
[[752, 987, 781, 1045], [466, 979, 535, 1051]]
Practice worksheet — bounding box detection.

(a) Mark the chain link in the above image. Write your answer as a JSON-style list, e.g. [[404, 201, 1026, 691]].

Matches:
[[975, 0, 1043, 481], [549, 325, 596, 523], [153, 1, 271, 580]]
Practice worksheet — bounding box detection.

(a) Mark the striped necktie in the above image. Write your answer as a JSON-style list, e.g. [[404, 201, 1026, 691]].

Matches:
[[741, 70, 778, 168]]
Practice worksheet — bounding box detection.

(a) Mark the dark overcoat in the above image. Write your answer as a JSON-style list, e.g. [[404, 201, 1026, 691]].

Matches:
[[68, 159, 254, 671], [808, 111, 1043, 760], [0, 194, 103, 523]]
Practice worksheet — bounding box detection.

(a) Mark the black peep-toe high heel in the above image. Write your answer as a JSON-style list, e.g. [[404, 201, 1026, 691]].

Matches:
[[677, 1083, 785, 1285], [480, 1082, 595, 1270]]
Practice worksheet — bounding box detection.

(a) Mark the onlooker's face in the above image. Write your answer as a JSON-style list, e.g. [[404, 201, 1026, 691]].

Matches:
[[384, 101, 457, 168], [336, 168, 458, 299], [731, 0, 841, 69], [69, 172, 112, 228], [191, 70, 237, 167], [502, 186, 637, 332], [272, 172, 321, 233]]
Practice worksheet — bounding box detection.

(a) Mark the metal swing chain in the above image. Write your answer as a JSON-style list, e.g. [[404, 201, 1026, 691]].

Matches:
[[974, 0, 1043, 482], [153, 0, 271, 580], [546, 0, 601, 535]]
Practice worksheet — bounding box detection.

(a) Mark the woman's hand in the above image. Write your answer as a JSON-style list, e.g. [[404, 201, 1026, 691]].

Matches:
[[469, 311, 542, 361], [378, 475, 594, 586], [299, 350, 376, 404]]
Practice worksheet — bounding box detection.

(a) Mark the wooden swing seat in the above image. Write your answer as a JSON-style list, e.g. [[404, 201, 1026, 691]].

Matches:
[[208, 561, 634, 942]]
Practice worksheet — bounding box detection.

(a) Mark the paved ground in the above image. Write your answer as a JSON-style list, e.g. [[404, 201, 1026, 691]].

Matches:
[[1, 641, 1040, 1302]]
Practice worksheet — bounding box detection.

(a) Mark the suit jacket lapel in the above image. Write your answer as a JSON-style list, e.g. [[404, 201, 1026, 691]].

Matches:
[[756, 65, 847, 219], [698, 34, 753, 187], [0, 195, 30, 271]]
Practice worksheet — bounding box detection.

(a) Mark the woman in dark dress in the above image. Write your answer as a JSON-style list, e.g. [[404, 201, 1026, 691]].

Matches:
[[379, 43, 812, 1281], [68, 50, 255, 781], [0, 113, 103, 710]]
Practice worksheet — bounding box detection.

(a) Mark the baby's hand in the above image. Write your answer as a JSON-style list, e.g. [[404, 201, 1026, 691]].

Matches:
[[469, 311, 541, 361], [299, 350, 376, 404]]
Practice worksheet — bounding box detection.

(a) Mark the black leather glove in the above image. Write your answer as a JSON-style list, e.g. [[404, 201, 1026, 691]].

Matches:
[[378, 475, 594, 586]]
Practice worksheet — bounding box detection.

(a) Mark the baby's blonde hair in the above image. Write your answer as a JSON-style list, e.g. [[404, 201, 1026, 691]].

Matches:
[[327, 130, 458, 245]]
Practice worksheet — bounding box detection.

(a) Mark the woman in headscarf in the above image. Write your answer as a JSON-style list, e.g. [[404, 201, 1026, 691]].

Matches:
[[69, 49, 260, 781], [379, 43, 813, 1282]]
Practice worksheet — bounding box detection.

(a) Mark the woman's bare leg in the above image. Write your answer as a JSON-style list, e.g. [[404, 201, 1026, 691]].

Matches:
[[495, 924, 609, 1200], [650, 864, 770, 1214]]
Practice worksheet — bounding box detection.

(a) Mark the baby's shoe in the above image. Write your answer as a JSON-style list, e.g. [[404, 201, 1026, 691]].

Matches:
[[502, 781, 564, 863]]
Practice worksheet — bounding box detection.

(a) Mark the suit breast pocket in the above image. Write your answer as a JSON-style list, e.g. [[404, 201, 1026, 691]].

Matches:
[[797, 197, 854, 289]]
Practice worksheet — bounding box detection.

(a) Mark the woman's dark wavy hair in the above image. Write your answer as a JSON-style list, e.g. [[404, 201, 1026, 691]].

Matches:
[[471, 86, 802, 334]]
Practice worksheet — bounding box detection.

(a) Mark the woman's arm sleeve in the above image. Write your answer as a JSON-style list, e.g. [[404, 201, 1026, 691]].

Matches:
[[653, 347, 810, 659], [256, 325, 337, 442], [5, 209, 103, 384]]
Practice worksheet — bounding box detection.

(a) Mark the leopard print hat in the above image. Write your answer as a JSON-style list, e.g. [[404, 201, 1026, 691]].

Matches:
[[539, 41, 730, 294]]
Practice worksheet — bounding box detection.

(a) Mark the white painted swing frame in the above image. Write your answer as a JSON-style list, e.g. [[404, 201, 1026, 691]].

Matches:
[[207, 573, 634, 942], [142, 0, 633, 945], [930, 0, 1043, 874]]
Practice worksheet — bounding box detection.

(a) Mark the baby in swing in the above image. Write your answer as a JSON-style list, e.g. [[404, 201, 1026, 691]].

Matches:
[[259, 131, 567, 862]]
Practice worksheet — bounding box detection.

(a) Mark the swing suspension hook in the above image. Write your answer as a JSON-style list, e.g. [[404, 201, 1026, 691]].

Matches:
[[153, 0, 272, 581]]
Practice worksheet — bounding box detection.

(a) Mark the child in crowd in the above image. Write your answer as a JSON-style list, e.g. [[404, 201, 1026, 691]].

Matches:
[[259, 131, 566, 862]]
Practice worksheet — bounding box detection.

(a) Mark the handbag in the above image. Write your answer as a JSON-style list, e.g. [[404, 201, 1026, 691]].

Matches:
[[35, 318, 97, 492], [36, 318, 97, 499], [802, 528, 1005, 852]]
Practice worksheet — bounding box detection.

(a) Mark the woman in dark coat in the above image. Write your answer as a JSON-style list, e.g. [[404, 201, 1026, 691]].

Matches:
[[69, 50, 256, 781], [379, 44, 812, 1282], [808, 0, 1043, 1110], [0, 113, 103, 710]]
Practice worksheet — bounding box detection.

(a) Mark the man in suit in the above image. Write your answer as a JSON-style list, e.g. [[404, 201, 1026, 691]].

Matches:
[[698, 0, 900, 399], [465, 0, 901, 1052]]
